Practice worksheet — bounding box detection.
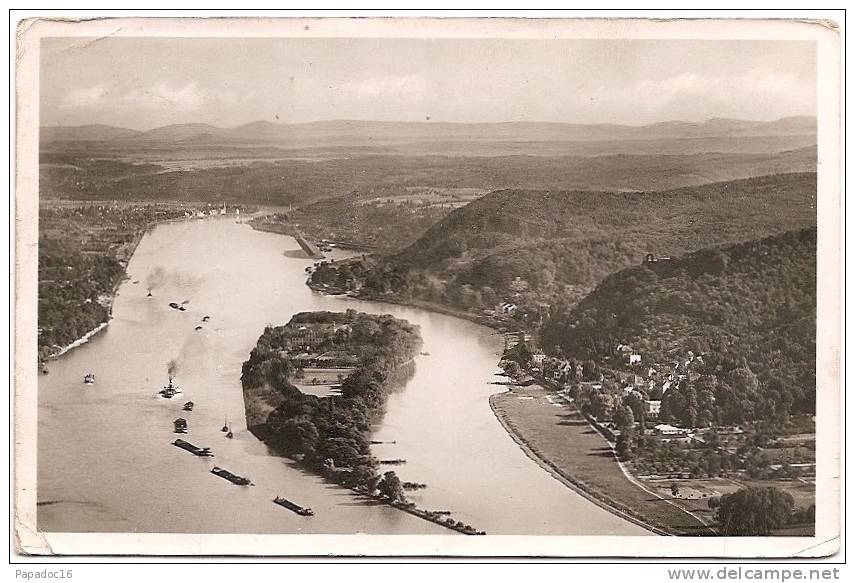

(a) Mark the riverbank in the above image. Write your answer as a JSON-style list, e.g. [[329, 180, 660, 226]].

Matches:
[[48, 322, 109, 361], [38, 206, 249, 365], [315, 285, 524, 337], [490, 386, 715, 536]]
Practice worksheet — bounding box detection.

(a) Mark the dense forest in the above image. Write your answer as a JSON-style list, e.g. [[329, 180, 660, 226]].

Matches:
[[331, 173, 816, 315], [241, 310, 422, 490], [544, 228, 817, 424]]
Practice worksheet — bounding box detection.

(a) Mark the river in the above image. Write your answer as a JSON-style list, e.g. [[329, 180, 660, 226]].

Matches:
[[38, 217, 647, 535]]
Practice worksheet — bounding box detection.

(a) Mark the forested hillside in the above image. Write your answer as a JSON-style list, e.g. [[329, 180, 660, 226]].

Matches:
[[343, 173, 816, 314], [543, 228, 817, 420]]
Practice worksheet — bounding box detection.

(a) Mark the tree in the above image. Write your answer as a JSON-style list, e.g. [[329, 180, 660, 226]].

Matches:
[[716, 487, 795, 535], [613, 405, 635, 431], [671, 483, 680, 498], [350, 465, 381, 493], [582, 360, 601, 382], [616, 430, 634, 461], [623, 391, 646, 421], [377, 471, 406, 502], [731, 367, 759, 393]]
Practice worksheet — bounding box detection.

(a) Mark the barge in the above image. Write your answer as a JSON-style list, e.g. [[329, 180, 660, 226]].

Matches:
[[273, 496, 314, 516], [172, 438, 213, 457], [379, 458, 407, 465], [211, 466, 252, 486]]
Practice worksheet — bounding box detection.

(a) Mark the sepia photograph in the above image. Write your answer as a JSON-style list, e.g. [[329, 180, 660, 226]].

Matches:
[[12, 14, 842, 559]]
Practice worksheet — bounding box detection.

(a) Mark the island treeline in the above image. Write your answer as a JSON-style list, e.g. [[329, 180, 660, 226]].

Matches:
[[241, 310, 421, 492]]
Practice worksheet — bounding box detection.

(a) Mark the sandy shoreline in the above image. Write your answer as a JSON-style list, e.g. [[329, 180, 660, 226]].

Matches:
[[49, 322, 109, 360]]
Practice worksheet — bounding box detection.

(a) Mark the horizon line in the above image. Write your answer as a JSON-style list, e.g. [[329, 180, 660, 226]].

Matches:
[[40, 115, 818, 133]]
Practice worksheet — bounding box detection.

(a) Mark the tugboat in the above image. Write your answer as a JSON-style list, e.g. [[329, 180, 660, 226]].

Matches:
[[173, 418, 188, 433], [83, 373, 96, 385], [172, 438, 213, 457], [273, 496, 314, 516], [210, 466, 252, 486], [183, 401, 194, 412], [158, 376, 183, 399]]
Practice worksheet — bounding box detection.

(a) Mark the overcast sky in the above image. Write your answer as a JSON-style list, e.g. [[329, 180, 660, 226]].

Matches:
[[40, 37, 816, 129]]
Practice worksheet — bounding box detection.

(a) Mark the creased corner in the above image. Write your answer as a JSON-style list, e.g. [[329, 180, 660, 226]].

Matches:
[[790, 535, 840, 559], [13, 514, 54, 556]]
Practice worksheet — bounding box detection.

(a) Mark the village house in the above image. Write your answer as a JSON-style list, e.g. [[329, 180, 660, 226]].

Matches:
[[645, 400, 662, 417], [498, 302, 518, 315], [653, 423, 690, 436], [285, 322, 352, 351], [509, 276, 529, 293], [503, 331, 532, 352]]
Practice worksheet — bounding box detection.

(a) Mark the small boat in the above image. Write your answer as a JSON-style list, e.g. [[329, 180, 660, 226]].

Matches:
[[195, 325, 203, 331], [183, 401, 194, 411], [172, 438, 213, 457], [202, 315, 211, 322], [178, 306, 187, 312], [83, 373, 96, 385], [147, 290, 153, 298], [173, 418, 188, 434], [158, 377, 183, 399], [211, 466, 252, 486], [226, 423, 233, 439], [273, 496, 314, 516], [221, 415, 229, 433], [420, 351, 431, 357], [168, 302, 180, 309]]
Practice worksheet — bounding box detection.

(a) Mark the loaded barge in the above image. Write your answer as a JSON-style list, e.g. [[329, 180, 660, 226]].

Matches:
[[273, 496, 314, 516], [172, 439, 213, 457], [211, 466, 253, 486]]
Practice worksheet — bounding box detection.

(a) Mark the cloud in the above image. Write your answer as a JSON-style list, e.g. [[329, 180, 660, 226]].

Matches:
[[342, 74, 428, 99], [62, 83, 111, 108], [61, 81, 240, 112], [634, 68, 814, 111]]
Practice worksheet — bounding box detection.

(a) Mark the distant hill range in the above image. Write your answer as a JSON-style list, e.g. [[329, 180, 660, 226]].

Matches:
[[41, 117, 816, 156], [369, 172, 816, 307]]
